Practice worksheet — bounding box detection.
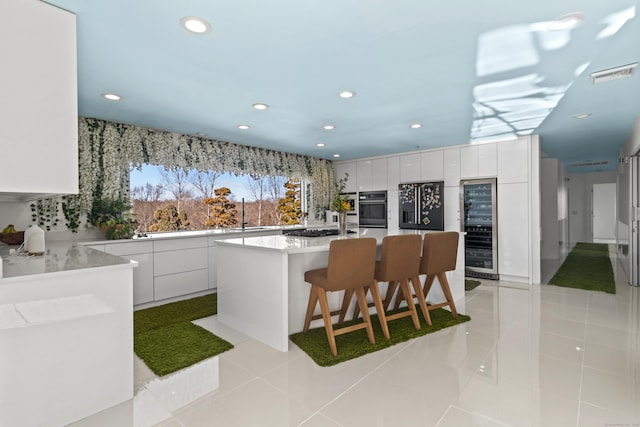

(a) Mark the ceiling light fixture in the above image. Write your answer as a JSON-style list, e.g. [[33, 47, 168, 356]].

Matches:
[[548, 12, 584, 31], [252, 103, 268, 110], [180, 16, 211, 34], [316, 143, 325, 147], [102, 93, 121, 101], [238, 125, 250, 130], [323, 125, 335, 130], [338, 91, 355, 99], [333, 154, 340, 158], [573, 113, 591, 119], [410, 123, 422, 129]]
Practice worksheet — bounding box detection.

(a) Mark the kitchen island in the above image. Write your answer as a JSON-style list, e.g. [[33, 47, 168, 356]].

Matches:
[[215, 228, 465, 351], [0, 242, 136, 426]]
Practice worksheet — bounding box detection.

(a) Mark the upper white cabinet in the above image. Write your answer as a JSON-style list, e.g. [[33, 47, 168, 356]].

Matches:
[[497, 138, 528, 183], [461, 143, 497, 178], [420, 151, 444, 181], [371, 158, 388, 191], [387, 156, 400, 190], [0, 0, 78, 200], [336, 161, 357, 192], [357, 160, 373, 191], [443, 148, 460, 187], [400, 153, 421, 183]]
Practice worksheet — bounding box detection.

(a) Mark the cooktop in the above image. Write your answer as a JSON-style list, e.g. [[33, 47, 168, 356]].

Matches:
[[283, 228, 356, 237]]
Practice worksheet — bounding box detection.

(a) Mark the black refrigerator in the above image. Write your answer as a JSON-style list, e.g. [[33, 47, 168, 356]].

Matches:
[[461, 178, 499, 279], [399, 181, 444, 230]]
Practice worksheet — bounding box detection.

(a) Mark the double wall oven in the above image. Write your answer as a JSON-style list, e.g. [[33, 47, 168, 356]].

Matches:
[[358, 191, 387, 228]]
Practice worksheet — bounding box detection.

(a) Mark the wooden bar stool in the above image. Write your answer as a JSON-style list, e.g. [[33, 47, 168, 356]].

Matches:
[[351, 235, 423, 339], [419, 231, 459, 318], [302, 238, 378, 357]]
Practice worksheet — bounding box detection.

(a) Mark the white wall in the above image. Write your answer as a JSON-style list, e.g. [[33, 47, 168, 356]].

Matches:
[[540, 159, 568, 259]]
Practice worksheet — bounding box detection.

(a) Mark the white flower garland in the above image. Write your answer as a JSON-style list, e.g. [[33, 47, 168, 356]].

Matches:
[[78, 117, 335, 218]]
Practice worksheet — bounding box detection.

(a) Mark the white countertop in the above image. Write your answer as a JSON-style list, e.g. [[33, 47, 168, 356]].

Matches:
[[214, 227, 439, 254], [0, 241, 132, 282]]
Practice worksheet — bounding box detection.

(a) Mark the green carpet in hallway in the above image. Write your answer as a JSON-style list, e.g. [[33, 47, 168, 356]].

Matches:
[[549, 242, 615, 294]]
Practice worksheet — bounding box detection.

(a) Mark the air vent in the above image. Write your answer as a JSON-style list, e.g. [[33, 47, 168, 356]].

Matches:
[[569, 160, 609, 167], [591, 63, 638, 84]]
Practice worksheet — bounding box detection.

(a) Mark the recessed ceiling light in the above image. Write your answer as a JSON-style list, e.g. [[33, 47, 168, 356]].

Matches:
[[180, 16, 211, 34], [338, 91, 355, 99], [238, 125, 250, 130], [573, 113, 591, 119], [316, 143, 325, 147], [252, 103, 268, 110], [102, 93, 121, 101], [333, 154, 340, 158], [323, 125, 335, 130], [410, 123, 422, 129], [548, 12, 584, 31]]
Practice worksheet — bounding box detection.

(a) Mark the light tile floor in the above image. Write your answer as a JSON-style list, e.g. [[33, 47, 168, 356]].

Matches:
[[72, 248, 640, 427]]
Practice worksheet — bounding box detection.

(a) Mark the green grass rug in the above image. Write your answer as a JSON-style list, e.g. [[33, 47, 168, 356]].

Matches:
[[134, 293, 233, 376], [290, 308, 470, 367], [549, 242, 615, 294], [465, 279, 481, 291]]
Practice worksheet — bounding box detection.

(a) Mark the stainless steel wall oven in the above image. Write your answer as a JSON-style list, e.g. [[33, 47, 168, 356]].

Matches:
[[358, 191, 387, 228]]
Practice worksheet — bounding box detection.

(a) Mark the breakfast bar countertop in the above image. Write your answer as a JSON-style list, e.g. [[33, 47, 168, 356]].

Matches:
[[214, 227, 433, 254]]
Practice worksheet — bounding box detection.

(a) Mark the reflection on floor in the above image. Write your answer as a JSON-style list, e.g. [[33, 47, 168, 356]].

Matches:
[[71, 249, 639, 426]]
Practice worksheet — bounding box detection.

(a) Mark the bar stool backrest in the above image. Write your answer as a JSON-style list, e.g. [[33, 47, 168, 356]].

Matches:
[[420, 232, 459, 275], [325, 238, 377, 291], [376, 234, 422, 281]]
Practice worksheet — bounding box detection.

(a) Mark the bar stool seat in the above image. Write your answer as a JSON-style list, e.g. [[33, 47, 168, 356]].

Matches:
[[302, 238, 378, 357]]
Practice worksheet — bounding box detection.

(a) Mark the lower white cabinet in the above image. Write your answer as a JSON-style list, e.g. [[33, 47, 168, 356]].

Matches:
[[104, 241, 154, 305], [154, 269, 209, 301]]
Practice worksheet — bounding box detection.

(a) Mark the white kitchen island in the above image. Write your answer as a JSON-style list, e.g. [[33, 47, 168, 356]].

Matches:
[[215, 228, 465, 352], [0, 243, 136, 426]]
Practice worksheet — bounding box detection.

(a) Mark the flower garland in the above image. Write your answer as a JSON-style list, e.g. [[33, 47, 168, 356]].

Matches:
[[77, 117, 336, 219]]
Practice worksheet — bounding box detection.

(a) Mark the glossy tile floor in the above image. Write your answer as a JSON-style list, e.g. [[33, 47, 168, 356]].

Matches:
[[73, 248, 640, 427]]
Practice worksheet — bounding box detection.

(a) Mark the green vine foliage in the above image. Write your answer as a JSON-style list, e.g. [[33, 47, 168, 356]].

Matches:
[[61, 195, 82, 233], [30, 198, 59, 231]]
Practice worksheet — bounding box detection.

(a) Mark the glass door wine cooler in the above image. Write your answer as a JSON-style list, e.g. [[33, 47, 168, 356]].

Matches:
[[461, 178, 498, 280]]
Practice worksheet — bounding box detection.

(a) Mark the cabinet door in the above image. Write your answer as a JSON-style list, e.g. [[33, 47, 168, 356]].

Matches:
[[386, 156, 400, 190], [0, 0, 78, 196], [386, 189, 399, 229], [460, 146, 478, 178], [478, 143, 497, 177], [497, 138, 528, 183], [336, 161, 357, 192], [371, 158, 388, 191], [154, 269, 209, 301], [400, 154, 421, 183], [128, 253, 154, 305], [420, 151, 444, 181], [443, 148, 460, 187], [357, 160, 373, 191], [497, 182, 529, 278], [444, 186, 461, 231]]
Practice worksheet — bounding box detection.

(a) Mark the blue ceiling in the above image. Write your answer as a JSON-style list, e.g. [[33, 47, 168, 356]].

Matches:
[[45, 0, 640, 173]]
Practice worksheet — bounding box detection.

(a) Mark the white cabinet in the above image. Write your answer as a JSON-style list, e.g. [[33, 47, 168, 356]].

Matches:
[[461, 143, 497, 178], [386, 189, 399, 229], [0, 0, 78, 199], [153, 237, 209, 301], [497, 182, 529, 278], [400, 153, 421, 183], [104, 241, 154, 305], [336, 161, 357, 192], [421, 151, 444, 181], [387, 156, 400, 190], [478, 143, 498, 177], [357, 158, 388, 191], [443, 148, 460, 187], [444, 186, 461, 231], [497, 138, 528, 183], [357, 160, 373, 191]]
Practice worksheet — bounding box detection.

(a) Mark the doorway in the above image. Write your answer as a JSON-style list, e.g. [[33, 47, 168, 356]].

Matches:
[[592, 183, 616, 243]]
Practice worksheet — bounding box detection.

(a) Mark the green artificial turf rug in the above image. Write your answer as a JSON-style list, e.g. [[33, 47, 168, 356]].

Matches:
[[549, 242, 615, 294], [290, 307, 471, 367], [134, 293, 233, 376], [465, 279, 481, 291]]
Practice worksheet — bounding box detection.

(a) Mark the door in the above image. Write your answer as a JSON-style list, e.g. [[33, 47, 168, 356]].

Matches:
[[592, 183, 616, 243]]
